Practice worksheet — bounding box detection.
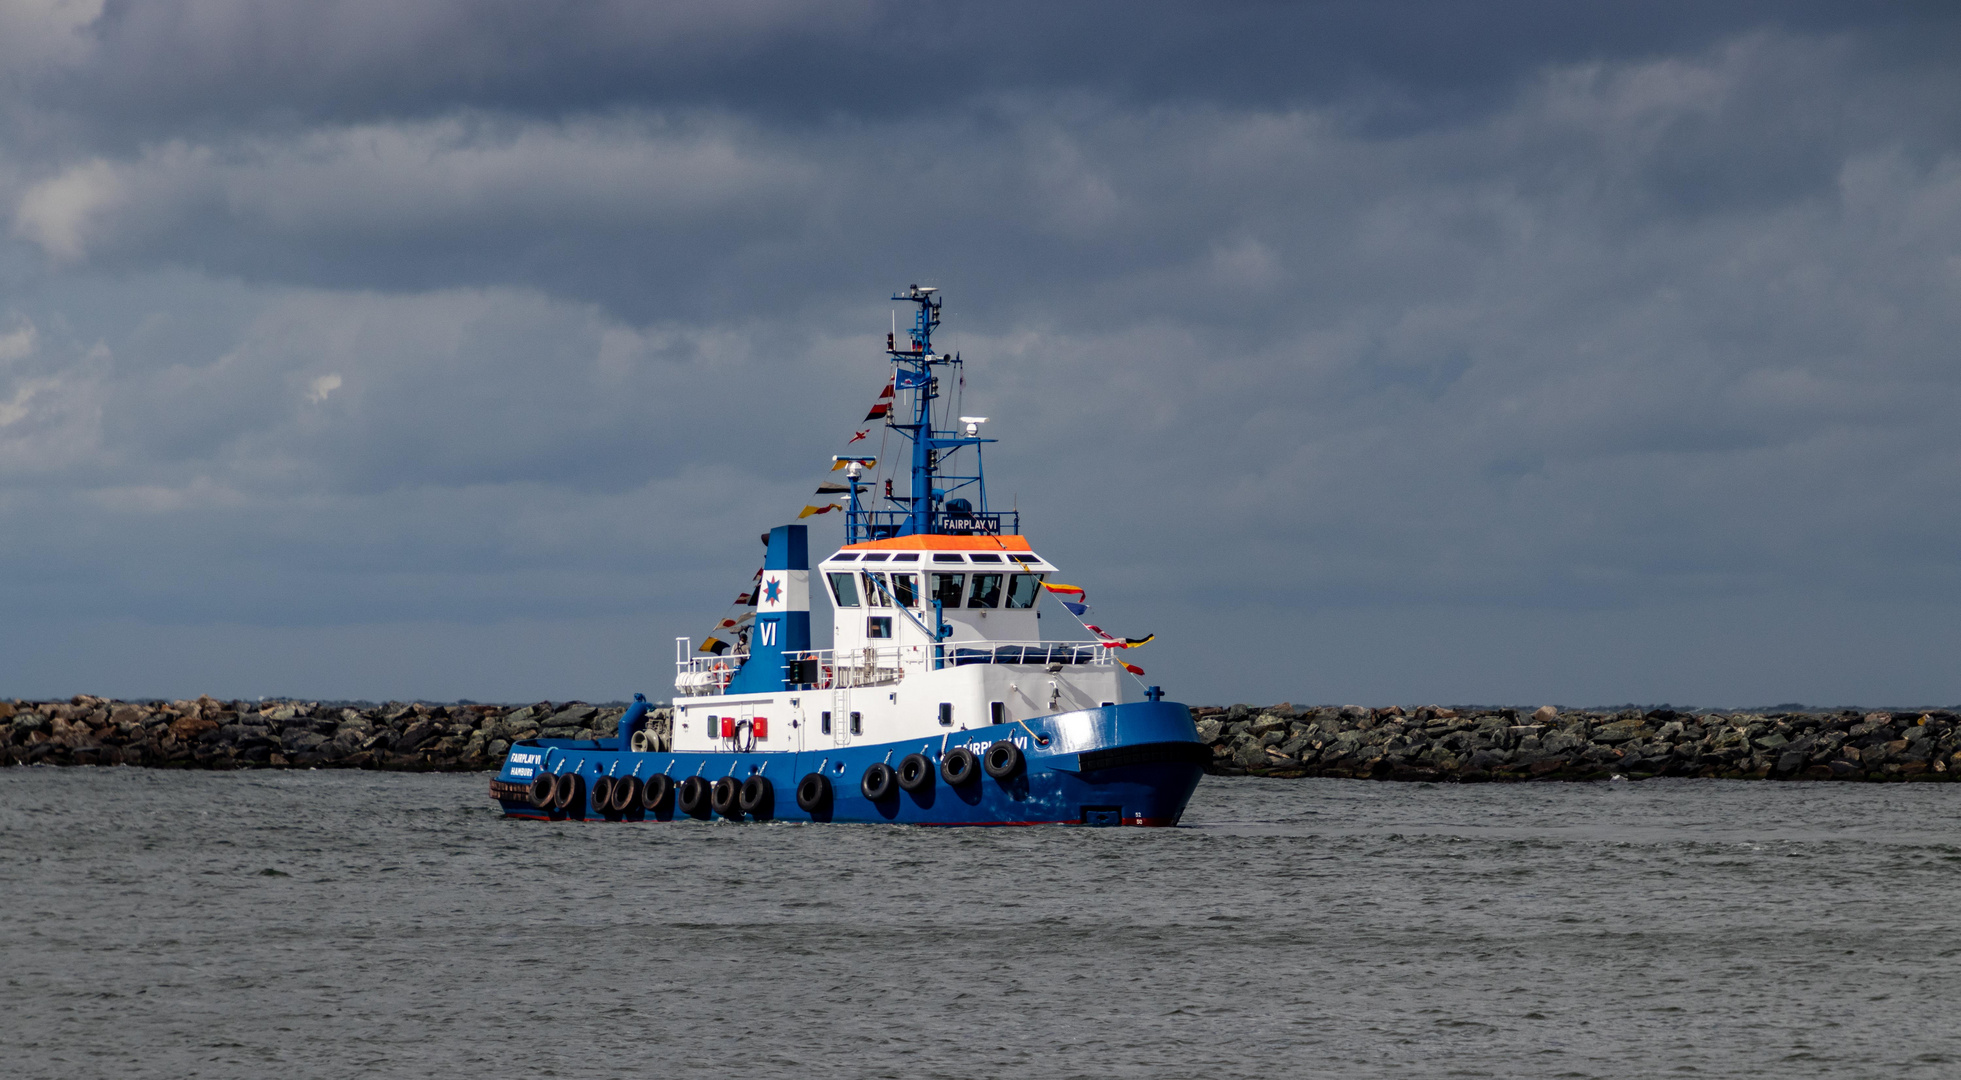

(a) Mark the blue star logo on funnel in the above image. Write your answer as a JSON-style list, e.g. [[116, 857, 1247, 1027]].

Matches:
[[763, 577, 782, 605]]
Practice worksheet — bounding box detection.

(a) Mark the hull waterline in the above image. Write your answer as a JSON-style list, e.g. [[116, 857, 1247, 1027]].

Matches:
[[494, 701, 1205, 826]]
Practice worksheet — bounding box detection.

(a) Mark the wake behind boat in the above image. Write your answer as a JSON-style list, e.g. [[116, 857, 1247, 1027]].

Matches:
[[491, 287, 1206, 825]]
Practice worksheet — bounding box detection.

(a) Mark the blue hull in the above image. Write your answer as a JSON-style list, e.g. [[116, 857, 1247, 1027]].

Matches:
[[492, 701, 1206, 826]]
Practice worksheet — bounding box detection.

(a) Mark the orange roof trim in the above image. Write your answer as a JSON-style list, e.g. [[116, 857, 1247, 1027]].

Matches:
[[842, 534, 1033, 553]]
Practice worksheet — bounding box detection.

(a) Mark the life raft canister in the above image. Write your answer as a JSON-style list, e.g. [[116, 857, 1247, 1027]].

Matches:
[[940, 746, 979, 786], [984, 740, 1025, 779], [897, 753, 934, 793]]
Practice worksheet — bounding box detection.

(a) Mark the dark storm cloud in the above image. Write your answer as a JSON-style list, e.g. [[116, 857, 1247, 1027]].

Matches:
[[1, 2, 1959, 703], [25, 0, 1948, 134]]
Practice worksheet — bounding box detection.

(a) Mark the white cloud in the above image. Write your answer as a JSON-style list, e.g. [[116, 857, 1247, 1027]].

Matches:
[[11, 115, 813, 272], [0, 376, 53, 427], [304, 373, 342, 403], [0, 319, 38, 363], [13, 159, 125, 262]]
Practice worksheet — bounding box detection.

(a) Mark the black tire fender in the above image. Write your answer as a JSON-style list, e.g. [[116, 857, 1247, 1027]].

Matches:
[[984, 740, 1024, 779], [739, 775, 774, 819], [551, 772, 584, 811], [676, 775, 711, 818], [711, 775, 743, 818], [795, 772, 832, 813], [609, 775, 641, 813], [940, 746, 979, 786], [589, 776, 614, 812], [897, 752, 934, 792], [861, 761, 896, 800], [643, 774, 675, 813], [527, 773, 555, 809]]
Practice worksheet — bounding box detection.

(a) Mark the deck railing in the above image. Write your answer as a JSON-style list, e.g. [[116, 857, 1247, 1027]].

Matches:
[[672, 637, 1115, 697]]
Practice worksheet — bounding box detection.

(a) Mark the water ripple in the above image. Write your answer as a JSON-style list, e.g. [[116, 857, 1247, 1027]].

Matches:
[[0, 770, 1957, 1078]]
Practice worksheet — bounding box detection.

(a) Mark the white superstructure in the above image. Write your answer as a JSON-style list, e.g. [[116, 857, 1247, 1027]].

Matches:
[[672, 535, 1136, 755]]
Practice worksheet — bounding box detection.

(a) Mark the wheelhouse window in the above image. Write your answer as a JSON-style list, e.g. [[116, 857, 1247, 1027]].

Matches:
[[930, 572, 965, 608], [827, 572, 860, 607], [867, 616, 892, 639], [862, 572, 890, 607], [1005, 573, 1043, 609], [968, 573, 1003, 608], [889, 573, 920, 608], [969, 553, 1003, 563]]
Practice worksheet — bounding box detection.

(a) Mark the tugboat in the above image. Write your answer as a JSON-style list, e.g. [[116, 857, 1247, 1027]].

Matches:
[[490, 287, 1207, 825]]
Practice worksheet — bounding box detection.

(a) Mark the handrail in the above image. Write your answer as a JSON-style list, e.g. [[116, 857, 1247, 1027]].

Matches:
[[672, 639, 1115, 697]]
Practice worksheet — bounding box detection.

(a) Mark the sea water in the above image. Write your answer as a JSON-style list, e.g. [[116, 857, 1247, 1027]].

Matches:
[[2, 768, 1957, 1078]]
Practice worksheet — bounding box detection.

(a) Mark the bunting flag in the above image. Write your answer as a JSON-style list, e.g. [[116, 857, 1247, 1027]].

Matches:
[[1040, 576, 1154, 680], [697, 375, 898, 656], [1084, 624, 1154, 648]]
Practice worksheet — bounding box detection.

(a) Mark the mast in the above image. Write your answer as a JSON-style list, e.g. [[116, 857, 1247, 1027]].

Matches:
[[899, 285, 941, 536], [848, 286, 1015, 542]]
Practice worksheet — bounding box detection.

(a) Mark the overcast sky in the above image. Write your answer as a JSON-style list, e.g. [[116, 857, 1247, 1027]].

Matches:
[[2, 1, 1959, 707]]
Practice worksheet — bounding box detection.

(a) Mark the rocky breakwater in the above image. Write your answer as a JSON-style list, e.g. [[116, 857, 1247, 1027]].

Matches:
[[1198, 704, 1961, 782], [0, 696, 674, 770]]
